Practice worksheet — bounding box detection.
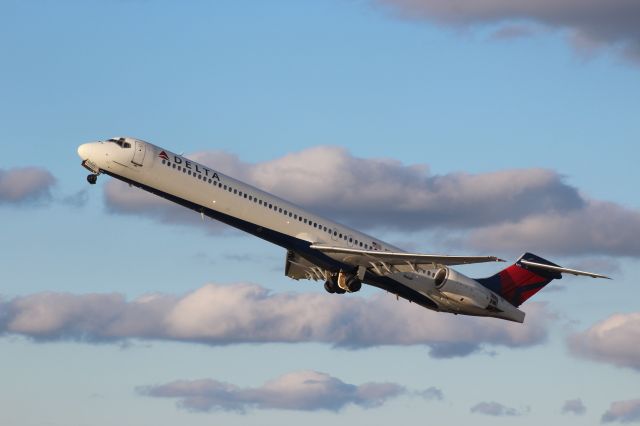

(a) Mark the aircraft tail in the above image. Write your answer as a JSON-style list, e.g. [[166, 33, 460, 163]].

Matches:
[[476, 253, 563, 307], [476, 252, 610, 307]]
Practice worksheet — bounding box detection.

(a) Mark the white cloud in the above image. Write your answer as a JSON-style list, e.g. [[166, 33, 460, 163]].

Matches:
[[138, 370, 406, 412], [0, 167, 55, 205], [0, 283, 552, 357], [417, 387, 444, 400], [468, 200, 640, 257], [568, 313, 640, 371], [375, 0, 640, 65], [562, 398, 587, 415], [602, 399, 640, 423], [103, 146, 640, 257], [470, 401, 524, 416]]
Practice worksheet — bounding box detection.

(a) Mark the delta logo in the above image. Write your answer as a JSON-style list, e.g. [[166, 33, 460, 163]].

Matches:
[[159, 150, 221, 181]]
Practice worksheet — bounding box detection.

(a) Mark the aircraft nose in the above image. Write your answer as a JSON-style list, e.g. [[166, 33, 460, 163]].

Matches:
[[77, 143, 92, 160]]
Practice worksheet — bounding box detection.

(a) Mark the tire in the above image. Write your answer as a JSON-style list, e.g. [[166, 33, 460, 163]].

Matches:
[[346, 277, 362, 293], [324, 281, 336, 294]]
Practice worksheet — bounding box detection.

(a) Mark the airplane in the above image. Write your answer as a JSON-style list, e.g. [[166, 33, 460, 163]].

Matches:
[[77, 137, 610, 323]]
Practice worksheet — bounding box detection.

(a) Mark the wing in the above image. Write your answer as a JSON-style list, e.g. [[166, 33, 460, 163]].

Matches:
[[310, 244, 504, 269]]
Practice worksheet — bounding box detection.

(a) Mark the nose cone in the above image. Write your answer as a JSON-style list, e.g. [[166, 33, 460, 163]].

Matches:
[[77, 143, 92, 160]]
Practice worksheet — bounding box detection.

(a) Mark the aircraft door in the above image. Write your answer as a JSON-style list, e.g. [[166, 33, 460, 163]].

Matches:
[[132, 141, 146, 166]]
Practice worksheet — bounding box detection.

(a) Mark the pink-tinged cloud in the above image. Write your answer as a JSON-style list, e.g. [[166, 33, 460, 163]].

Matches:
[[470, 401, 525, 416], [490, 25, 537, 41], [103, 145, 640, 257], [602, 399, 640, 423], [0, 167, 55, 205], [0, 283, 552, 357], [562, 398, 587, 415], [375, 0, 640, 65], [568, 313, 640, 371], [104, 146, 584, 229], [468, 200, 640, 257], [138, 370, 410, 412]]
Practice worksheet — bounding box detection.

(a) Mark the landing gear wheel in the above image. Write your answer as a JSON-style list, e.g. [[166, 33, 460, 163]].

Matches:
[[324, 281, 336, 294], [346, 277, 362, 293], [87, 174, 98, 185]]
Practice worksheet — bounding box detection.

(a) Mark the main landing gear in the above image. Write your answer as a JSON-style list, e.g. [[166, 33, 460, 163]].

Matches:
[[324, 272, 362, 294], [87, 174, 98, 185]]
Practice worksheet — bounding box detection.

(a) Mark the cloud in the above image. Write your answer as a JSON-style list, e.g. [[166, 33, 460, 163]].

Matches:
[[103, 146, 640, 257], [568, 313, 640, 371], [0, 283, 551, 356], [103, 178, 224, 231], [0, 167, 55, 205], [60, 188, 89, 208], [138, 370, 406, 413], [602, 399, 640, 423], [468, 200, 640, 257], [562, 398, 587, 415], [489, 24, 537, 41], [416, 387, 444, 401], [470, 401, 524, 416], [375, 0, 640, 65]]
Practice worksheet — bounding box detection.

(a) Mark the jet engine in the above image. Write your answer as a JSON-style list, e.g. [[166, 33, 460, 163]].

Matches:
[[433, 267, 493, 310]]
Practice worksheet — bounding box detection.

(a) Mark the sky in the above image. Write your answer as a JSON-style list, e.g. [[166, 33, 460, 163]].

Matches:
[[1, 0, 639, 425]]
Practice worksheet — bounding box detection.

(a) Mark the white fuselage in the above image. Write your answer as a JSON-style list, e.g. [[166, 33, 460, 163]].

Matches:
[[77, 137, 525, 323]]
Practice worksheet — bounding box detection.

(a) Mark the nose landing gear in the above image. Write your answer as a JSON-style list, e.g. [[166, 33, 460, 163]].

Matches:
[[87, 174, 98, 185]]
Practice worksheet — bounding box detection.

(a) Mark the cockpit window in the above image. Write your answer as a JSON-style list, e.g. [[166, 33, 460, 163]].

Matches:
[[107, 138, 131, 148]]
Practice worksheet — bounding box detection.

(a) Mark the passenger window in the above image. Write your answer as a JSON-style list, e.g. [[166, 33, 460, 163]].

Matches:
[[172, 164, 176, 169], [233, 189, 237, 194]]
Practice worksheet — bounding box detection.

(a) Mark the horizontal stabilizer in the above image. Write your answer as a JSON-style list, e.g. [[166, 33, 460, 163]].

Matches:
[[477, 252, 610, 307], [519, 259, 611, 279], [310, 244, 504, 267]]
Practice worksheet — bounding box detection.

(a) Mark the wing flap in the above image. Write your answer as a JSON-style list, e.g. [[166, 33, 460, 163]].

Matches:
[[310, 244, 504, 267]]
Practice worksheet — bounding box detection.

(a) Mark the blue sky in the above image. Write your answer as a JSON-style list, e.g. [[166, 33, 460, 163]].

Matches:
[[1, 1, 639, 425]]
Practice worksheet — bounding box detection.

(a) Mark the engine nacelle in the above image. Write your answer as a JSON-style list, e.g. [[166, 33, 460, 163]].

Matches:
[[434, 267, 493, 310]]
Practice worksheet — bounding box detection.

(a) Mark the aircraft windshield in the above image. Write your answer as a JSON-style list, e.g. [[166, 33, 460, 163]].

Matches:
[[107, 138, 131, 148]]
